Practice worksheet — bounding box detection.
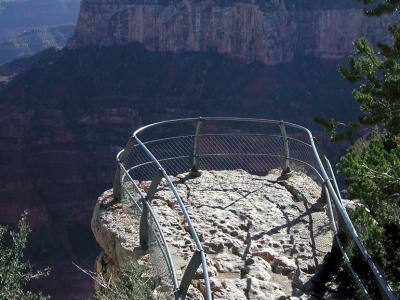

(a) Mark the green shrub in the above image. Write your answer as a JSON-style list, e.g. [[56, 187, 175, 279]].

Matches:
[[0, 212, 50, 300], [98, 261, 153, 300], [338, 135, 400, 293]]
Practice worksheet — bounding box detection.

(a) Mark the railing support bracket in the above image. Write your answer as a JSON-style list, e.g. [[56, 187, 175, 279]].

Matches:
[[190, 117, 203, 175], [140, 169, 164, 250], [179, 250, 203, 299]]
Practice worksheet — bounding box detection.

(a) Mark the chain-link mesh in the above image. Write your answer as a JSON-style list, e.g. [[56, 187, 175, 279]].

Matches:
[[147, 203, 176, 299], [113, 118, 394, 300], [197, 134, 284, 173], [118, 139, 178, 299]]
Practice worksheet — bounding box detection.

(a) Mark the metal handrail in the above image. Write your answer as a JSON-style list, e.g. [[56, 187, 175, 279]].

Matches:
[[308, 127, 397, 300], [115, 117, 397, 300], [133, 125, 212, 300]]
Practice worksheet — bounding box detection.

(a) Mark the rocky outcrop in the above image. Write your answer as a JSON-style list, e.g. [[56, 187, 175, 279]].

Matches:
[[93, 170, 340, 299], [69, 0, 393, 65]]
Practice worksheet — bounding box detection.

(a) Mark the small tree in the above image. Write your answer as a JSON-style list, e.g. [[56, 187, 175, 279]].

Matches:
[[0, 212, 50, 300], [338, 135, 400, 292], [316, 0, 400, 296]]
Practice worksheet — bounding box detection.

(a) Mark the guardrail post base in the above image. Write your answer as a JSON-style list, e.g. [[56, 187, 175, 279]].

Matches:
[[189, 169, 202, 178], [112, 163, 122, 203], [179, 250, 202, 299]]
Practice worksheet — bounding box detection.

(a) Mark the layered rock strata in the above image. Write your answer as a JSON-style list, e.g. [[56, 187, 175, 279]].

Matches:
[[93, 169, 339, 299], [70, 0, 393, 65]]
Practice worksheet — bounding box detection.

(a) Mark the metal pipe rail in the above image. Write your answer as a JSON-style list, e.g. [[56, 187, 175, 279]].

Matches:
[[114, 117, 397, 300]]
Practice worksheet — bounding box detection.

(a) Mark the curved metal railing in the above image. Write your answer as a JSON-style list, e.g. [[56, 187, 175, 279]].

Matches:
[[113, 117, 397, 300]]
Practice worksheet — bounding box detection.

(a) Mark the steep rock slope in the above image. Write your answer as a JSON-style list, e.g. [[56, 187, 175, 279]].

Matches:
[[69, 0, 392, 64], [93, 170, 337, 299], [0, 25, 74, 64]]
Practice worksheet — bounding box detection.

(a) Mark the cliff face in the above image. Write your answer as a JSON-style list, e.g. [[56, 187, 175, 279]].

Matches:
[[69, 0, 392, 64]]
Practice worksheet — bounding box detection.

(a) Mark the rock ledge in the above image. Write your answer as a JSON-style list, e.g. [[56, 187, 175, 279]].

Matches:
[[92, 169, 336, 299]]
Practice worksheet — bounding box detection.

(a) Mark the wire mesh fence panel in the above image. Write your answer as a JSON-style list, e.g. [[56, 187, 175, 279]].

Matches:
[[200, 119, 280, 137], [199, 134, 283, 156], [122, 140, 148, 167], [121, 169, 144, 216], [287, 138, 318, 169], [125, 145, 160, 182], [142, 136, 194, 175], [198, 154, 283, 174], [144, 136, 194, 162], [147, 204, 176, 300], [158, 156, 192, 176], [197, 134, 285, 173]]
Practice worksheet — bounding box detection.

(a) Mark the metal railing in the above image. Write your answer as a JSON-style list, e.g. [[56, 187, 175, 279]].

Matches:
[[113, 117, 397, 300]]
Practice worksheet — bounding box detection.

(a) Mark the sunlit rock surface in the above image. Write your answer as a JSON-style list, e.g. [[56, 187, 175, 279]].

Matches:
[[93, 169, 340, 299]]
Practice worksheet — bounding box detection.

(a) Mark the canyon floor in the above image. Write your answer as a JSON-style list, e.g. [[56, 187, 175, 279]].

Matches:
[[93, 169, 343, 299]]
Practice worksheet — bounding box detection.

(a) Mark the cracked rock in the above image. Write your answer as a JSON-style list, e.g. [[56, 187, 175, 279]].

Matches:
[[93, 169, 341, 299]]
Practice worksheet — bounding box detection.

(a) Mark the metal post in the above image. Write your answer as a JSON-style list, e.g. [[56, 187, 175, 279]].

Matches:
[[113, 161, 122, 202], [112, 140, 135, 203], [323, 185, 338, 235], [191, 118, 203, 175], [139, 169, 163, 250], [139, 201, 149, 250], [279, 121, 291, 175], [179, 250, 202, 299]]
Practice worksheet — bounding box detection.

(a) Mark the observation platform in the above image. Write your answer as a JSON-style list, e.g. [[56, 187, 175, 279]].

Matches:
[[109, 117, 396, 300]]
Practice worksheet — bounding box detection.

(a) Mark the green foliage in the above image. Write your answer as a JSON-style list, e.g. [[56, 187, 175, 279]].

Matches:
[[357, 0, 400, 15], [314, 116, 359, 142], [98, 261, 153, 300], [316, 0, 400, 296], [0, 212, 50, 300], [338, 135, 400, 293], [338, 25, 400, 138]]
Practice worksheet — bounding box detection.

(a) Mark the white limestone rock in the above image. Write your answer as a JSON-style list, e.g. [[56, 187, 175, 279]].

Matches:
[[92, 169, 336, 299]]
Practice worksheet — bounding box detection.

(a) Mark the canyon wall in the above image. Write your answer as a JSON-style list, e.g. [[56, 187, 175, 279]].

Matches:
[[0, 0, 393, 298], [69, 0, 393, 65]]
